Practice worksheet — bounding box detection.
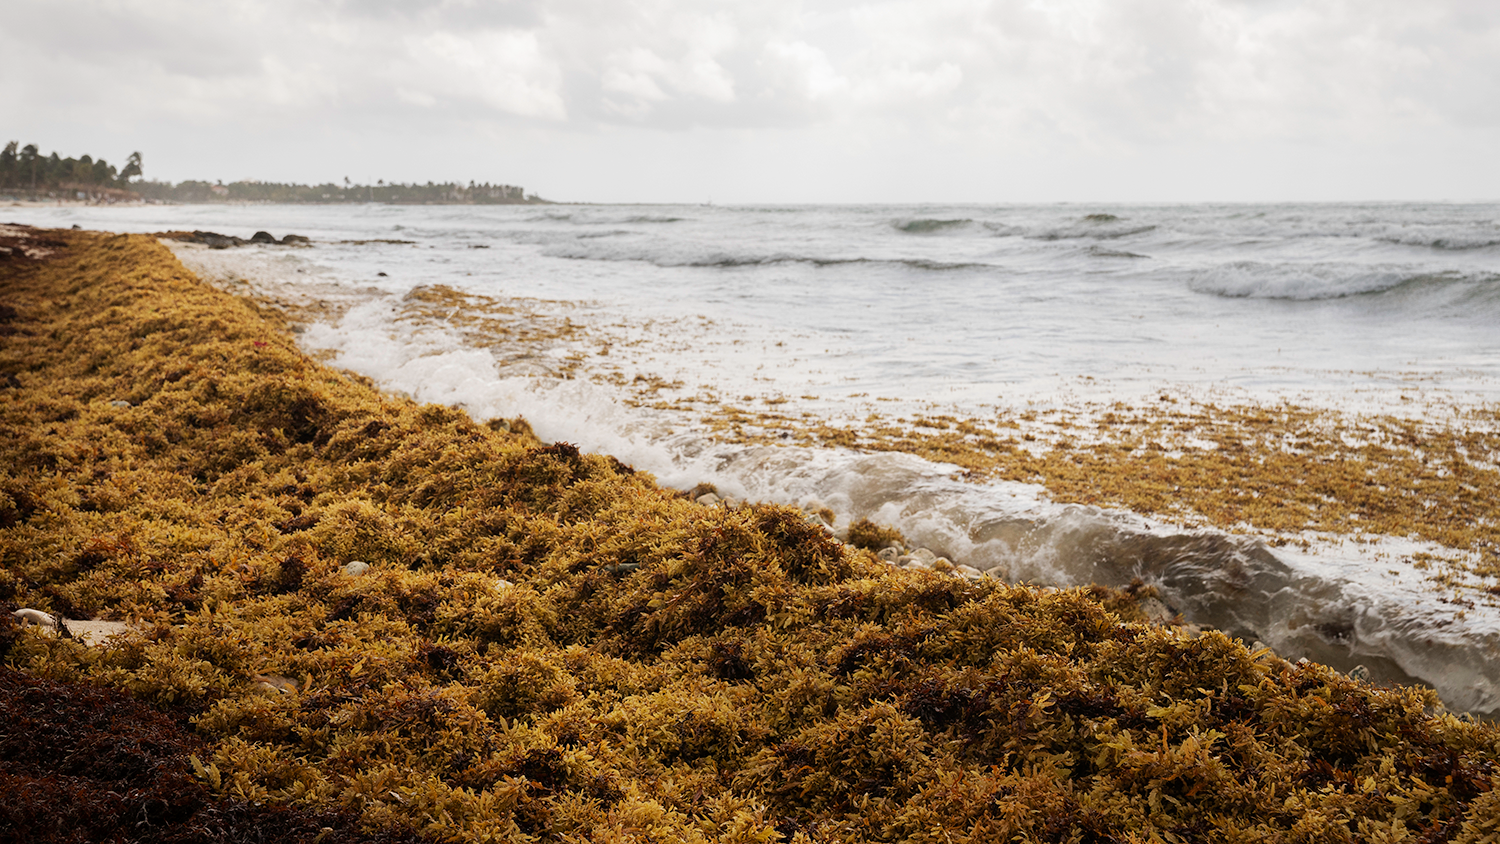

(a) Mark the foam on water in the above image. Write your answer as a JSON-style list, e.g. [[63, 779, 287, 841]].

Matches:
[[11, 200, 1500, 715], [1190, 261, 1424, 299]]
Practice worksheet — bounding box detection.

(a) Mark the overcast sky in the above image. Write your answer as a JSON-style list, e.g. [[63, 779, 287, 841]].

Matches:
[[4, 0, 1498, 203]]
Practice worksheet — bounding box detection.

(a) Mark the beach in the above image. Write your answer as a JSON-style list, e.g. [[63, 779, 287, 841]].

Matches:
[[6, 202, 1500, 714], [11, 199, 1493, 713], [3, 224, 1500, 840]]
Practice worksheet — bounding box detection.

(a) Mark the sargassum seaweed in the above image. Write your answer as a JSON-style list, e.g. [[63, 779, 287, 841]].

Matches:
[[3, 228, 1500, 844]]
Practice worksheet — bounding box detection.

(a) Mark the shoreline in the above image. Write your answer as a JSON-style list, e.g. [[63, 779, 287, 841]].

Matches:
[[171, 239, 1500, 570], [159, 237, 1500, 709], [5, 198, 561, 208], [4, 226, 1500, 840]]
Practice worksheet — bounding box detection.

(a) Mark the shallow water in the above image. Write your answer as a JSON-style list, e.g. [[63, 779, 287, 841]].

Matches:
[[12, 201, 1500, 715]]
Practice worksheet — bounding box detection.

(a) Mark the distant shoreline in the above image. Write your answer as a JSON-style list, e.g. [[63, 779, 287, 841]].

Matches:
[[4, 198, 560, 208]]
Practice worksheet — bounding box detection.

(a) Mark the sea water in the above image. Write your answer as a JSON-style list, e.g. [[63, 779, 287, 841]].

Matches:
[[11, 201, 1500, 714]]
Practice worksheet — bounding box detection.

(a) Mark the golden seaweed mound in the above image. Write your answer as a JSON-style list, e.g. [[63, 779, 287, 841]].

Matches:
[[3, 229, 1499, 843]]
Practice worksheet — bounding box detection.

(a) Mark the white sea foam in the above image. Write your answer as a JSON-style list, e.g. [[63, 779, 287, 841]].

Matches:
[[1189, 261, 1414, 300]]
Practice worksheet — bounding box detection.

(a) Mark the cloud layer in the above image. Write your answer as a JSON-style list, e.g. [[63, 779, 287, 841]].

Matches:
[[5, 0, 1498, 200]]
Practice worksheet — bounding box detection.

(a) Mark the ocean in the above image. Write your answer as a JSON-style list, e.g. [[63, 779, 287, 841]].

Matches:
[[10, 200, 1500, 715]]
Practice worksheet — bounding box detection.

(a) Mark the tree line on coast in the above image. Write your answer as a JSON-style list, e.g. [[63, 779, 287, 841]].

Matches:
[[0, 141, 141, 200], [1, 140, 544, 205], [137, 177, 545, 205]]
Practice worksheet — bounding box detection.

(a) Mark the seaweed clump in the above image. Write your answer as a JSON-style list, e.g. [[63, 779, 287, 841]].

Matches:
[[844, 518, 906, 553], [3, 227, 1500, 842], [0, 667, 436, 843]]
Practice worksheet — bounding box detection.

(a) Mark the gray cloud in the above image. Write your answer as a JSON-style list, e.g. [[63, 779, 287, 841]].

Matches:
[[3, 0, 1497, 200]]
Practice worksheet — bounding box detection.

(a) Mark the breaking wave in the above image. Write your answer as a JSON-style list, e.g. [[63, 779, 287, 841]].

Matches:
[[1030, 223, 1158, 241], [1190, 261, 1420, 300], [540, 242, 992, 272], [1377, 232, 1500, 251], [893, 218, 974, 234]]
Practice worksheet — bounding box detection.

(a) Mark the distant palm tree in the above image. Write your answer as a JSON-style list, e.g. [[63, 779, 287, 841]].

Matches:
[[120, 152, 143, 183]]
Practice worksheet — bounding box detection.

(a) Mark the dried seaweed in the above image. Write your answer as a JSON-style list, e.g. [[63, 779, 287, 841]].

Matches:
[[3, 227, 1500, 843]]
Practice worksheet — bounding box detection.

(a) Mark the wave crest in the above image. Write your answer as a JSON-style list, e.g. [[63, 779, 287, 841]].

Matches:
[[1183, 262, 1500, 301], [894, 218, 973, 234], [1377, 232, 1500, 251]]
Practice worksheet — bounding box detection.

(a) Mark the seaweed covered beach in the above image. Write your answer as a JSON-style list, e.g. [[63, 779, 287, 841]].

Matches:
[[4, 227, 1500, 841]]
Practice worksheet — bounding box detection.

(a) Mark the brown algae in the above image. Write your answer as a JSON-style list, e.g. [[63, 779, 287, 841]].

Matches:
[[3, 228, 1500, 842]]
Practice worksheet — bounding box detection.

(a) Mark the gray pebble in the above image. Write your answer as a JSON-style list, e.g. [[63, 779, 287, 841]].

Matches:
[[1139, 597, 1175, 625], [342, 560, 370, 576]]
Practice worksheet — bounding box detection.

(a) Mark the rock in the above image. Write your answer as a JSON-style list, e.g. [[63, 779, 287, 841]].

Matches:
[[376, 271, 388, 277], [696, 493, 721, 507], [12, 608, 58, 630], [65, 619, 135, 646], [494, 579, 514, 590], [1139, 597, 1175, 625], [909, 548, 937, 565], [190, 230, 245, 249], [1349, 664, 1372, 682], [603, 562, 639, 575], [342, 560, 370, 576], [901, 557, 932, 571], [802, 502, 836, 525], [954, 564, 985, 580], [876, 547, 901, 562], [931, 558, 955, 573], [249, 231, 278, 244], [252, 674, 300, 694], [109, 399, 132, 408], [279, 234, 311, 245]]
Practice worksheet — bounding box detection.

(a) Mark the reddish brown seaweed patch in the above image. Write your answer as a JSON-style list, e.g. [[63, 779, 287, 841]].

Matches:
[[0, 667, 435, 844]]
